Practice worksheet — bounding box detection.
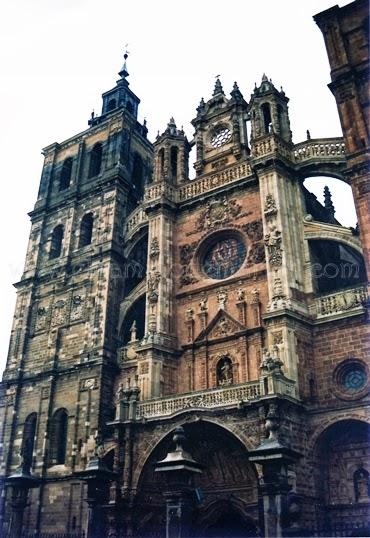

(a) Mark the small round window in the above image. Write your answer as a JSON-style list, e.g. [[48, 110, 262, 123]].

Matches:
[[334, 359, 369, 400], [202, 237, 246, 280], [211, 127, 232, 148], [341, 366, 367, 392]]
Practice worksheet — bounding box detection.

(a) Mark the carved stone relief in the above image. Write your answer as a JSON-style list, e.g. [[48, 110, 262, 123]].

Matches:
[[264, 225, 283, 267], [147, 271, 161, 303], [217, 289, 228, 310], [196, 196, 242, 231], [246, 242, 266, 266], [51, 299, 67, 327], [179, 241, 198, 287], [242, 220, 263, 242], [264, 193, 278, 219], [149, 237, 160, 260], [70, 294, 85, 322]]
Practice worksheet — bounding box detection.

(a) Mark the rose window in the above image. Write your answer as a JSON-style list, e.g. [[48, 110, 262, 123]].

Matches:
[[202, 237, 246, 280]]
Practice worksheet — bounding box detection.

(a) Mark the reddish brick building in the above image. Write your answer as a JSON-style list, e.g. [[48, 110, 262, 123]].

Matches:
[[0, 2, 369, 537]]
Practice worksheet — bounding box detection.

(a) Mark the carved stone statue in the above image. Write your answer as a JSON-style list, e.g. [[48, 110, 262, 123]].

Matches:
[[217, 289, 228, 309], [185, 308, 194, 321], [236, 288, 245, 302], [199, 295, 208, 312], [217, 356, 233, 386]]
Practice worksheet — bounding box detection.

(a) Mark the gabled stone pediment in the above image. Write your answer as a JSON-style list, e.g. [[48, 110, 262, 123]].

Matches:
[[195, 309, 246, 342]]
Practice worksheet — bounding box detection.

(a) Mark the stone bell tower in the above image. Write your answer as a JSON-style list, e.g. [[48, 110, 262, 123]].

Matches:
[[192, 77, 249, 176], [131, 118, 191, 400], [249, 76, 307, 384], [0, 53, 153, 536]]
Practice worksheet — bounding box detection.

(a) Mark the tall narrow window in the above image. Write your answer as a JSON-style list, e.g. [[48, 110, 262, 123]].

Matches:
[[159, 148, 165, 178], [49, 225, 64, 259], [261, 103, 272, 134], [59, 158, 72, 191], [170, 146, 178, 181], [79, 213, 94, 248], [88, 143, 103, 178], [49, 408, 68, 465], [107, 98, 116, 112], [132, 153, 144, 195], [21, 413, 37, 470]]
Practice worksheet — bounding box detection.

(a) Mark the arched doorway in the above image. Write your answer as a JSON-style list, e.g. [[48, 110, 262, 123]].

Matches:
[[133, 420, 260, 538], [313, 420, 370, 536]]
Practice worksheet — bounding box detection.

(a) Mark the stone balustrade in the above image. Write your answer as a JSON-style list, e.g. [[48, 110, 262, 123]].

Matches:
[[136, 381, 262, 419], [177, 161, 252, 202], [144, 182, 177, 203], [293, 137, 345, 163], [125, 207, 148, 238], [315, 285, 368, 318], [141, 137, 345, 205]]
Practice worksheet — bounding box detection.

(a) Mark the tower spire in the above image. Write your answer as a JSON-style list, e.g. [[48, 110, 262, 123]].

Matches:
[[213, 76, 224, 96], [323, 185, 336, 221], [119, 45, 129, 79]]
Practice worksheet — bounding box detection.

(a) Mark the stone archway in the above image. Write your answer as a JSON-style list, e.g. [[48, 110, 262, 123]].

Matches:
[[133, 420, 261, 538], [312, 419, 370, 536]]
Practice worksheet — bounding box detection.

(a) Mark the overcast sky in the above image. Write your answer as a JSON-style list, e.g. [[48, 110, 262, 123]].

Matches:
[[0, 0, 355, 375]]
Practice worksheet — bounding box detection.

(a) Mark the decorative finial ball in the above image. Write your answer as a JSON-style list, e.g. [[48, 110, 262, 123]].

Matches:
[[124, 53, 128, 60], [173, 426, 186, 446]]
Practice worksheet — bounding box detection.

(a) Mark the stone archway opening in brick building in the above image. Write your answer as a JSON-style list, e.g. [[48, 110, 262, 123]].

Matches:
[[308, 239, 367, 294], [132, 420, 261, 538], [312, 419, 370, 536], [303, 176, 357, 228]]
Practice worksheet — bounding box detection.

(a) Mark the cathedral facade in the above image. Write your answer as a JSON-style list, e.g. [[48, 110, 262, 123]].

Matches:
[[0, 1, 369, 537]]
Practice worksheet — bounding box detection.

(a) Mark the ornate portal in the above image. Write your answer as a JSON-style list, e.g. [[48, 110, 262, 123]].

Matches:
[[202, 237, 246, 280]]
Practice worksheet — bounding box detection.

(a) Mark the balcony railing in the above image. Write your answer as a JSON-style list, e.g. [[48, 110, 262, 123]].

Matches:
[[136, 381, 262, 419], [315, 285, 368, 319], [293, 137, 345, 163]]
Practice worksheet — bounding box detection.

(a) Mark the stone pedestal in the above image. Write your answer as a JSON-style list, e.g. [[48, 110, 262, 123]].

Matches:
[[248, 404, 301, 538], [155, 427, 203, 538]]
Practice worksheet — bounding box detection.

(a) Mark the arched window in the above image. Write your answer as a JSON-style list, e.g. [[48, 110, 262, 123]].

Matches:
[[49, 225, 64, 259], [107, 98, 116, 112], [121, 295, 146, 345], [59, 158, 72, 191], [88, 143, 103, 178], [261, 103, 272, 134], [124, 235, 148, 294], [217, 356, 233, 386], [170, 146, 178, 181], [132, 154, 144, 195], [159, 148, 165, 178], [79, 213, 94, 248], [49, 408, 68, 465], [21, 413, 37, 470], [354, 467, 370, 502], [309, 239, 366, 293], [126, 101, 134, 115]]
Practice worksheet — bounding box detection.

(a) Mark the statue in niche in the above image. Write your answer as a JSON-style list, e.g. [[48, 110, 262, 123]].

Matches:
[[354, 466, 370, 502], [217, 356, 233, 386]]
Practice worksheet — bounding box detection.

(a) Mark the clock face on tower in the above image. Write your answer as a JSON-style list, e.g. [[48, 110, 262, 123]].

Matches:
[[211, 126, 232, 148]]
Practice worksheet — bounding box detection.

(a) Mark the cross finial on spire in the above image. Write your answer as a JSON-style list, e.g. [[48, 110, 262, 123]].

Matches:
[[119, 44, 130, 79], [213, 75, 224, 96]]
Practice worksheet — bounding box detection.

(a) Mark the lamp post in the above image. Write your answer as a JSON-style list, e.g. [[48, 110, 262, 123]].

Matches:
[[155, 426, 203, 538], [248, 403, 301, 538], [5, 464, 40, 538], [74, 437, 117, 538]]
